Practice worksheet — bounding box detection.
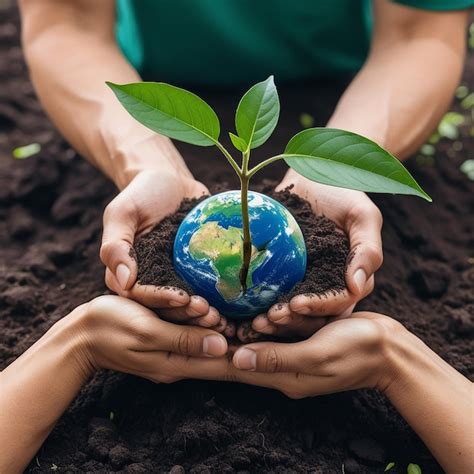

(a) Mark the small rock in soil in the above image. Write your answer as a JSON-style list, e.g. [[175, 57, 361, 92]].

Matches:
[[348, 437, 386, 463], [44, 241, 76, 267], [7, 205, 35, 239], [126, 462, 154, 474], [410, 260, 450, 298], [343, 458, 362, 473], [109, 444, 131, 470], [87, 417, 117, 461], [169, 465, 185, 474], [447, 304, 474, 336], [0, 285, 37, 315]]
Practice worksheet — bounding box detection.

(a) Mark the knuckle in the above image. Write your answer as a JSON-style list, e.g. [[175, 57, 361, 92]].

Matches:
[[175, 330, 199, 355], [264, 348, 283, 373], [99, 241, 117, 264]]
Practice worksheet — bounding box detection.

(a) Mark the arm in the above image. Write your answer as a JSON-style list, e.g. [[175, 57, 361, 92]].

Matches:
[[18, 0, 188, 189], [0, 296, 230, 473], [327, 0, 469, 159], [232, 312, 473, 472], [384, 329, 474, 472], [264, 2, 469, 336], [18, 1, 228, 328]]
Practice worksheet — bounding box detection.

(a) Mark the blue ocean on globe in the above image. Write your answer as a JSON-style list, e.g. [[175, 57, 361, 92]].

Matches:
[[173, 191, 307, 319]]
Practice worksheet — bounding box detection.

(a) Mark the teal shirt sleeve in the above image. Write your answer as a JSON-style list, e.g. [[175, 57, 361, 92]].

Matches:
[[394, 0, 474, 10]]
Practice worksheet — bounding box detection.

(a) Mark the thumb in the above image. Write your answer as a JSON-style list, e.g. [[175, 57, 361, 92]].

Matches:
[[232, 341, 312, 373], [157, 319, 228, 357], [100, 199, 138, 291], [345, 204, 383, 296]]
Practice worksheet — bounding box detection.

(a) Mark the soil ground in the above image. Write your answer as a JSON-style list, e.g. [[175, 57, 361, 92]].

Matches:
[[1, 4, 473, 473]]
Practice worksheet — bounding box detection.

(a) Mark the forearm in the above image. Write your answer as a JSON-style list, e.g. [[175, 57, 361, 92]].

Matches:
[[328, 7, 468, 159], [0, 309, 93, 473], [20, 1, 187, 189], [383, 329, 473, 472]]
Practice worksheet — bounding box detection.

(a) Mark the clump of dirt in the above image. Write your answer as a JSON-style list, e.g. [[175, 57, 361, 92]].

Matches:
[[134, 185, 350, 304]]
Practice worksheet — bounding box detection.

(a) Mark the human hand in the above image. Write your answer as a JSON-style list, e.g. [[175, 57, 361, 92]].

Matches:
[[75, 295, 233, 383], [240, 170, 383, 340], [232, 312, 401, 398], [100, 169, 234, 335]]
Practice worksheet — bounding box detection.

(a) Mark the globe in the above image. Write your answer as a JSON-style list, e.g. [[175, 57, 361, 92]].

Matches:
[[173, 191, 307, 319]]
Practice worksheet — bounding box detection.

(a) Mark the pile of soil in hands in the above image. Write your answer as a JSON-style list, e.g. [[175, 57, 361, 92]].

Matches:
[[0, 4, 473, 473], [134, 184, 350, 302]]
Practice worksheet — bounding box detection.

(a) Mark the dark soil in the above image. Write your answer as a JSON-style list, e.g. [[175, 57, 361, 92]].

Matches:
[[134, 185, 349, 304], [1, 4, 473, 473]]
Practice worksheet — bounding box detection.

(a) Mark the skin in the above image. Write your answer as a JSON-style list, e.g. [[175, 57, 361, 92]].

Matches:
[[0, 297, 472, 473], [18, 0, 469, 339]]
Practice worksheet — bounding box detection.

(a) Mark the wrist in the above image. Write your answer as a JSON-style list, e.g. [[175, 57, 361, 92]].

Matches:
[[110, 133, 191, 190], [375, 318, 431, 395], [49, 305, 98, 379]]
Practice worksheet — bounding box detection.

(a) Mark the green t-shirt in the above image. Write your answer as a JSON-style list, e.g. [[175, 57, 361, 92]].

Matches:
[[116, 0, 473, 86]]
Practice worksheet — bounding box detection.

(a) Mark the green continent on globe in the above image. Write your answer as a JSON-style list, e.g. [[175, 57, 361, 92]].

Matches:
[[188, 221, 267, 300]]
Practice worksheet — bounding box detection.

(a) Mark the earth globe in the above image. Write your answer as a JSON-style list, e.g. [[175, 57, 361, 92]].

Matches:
[[173, 191, 307, 319]]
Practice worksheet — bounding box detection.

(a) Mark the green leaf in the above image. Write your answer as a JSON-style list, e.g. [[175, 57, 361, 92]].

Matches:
[[385, 462, 395, 472], [12, 143, 41, 159], [407, 463, 422, 474], [283, 128, 432, 201], [229, 132, 247, 152], [106, 82, 220, 146], [235, 76, 279, 150]]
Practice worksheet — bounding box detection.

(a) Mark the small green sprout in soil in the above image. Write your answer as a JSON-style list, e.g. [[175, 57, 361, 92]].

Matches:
[[407, 463, 422, 474], [460, 159, 474, 181], [438, 112, 465, 140], [107, 76, 431, 291], [299, 112, 315, 129], [12, 142, 41, 159], [384, 462, 395, 472]]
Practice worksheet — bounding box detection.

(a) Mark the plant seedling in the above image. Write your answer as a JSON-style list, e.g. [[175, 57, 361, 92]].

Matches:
[[107, 76, 430, 316]]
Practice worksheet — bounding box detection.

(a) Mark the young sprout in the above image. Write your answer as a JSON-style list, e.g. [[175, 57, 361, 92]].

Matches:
[[107, 77, 431, 291]]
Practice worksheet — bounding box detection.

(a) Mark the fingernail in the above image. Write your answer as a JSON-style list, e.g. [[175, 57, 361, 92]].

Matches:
[[234, 348, 257, 371], [293, 306, 311, 315], [116, 263, 130, 290], [353, 269, 367, 294], [202, 335, 227, 356]]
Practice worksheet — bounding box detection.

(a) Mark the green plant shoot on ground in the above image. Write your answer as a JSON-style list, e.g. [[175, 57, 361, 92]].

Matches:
[[107, 76, 431, 292]]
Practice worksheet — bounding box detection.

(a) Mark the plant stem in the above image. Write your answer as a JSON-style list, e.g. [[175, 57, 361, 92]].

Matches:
[[214, 142, 252, 294], [215, 141, 242, 176], [239, 172, 252, 293], [247, 154, 287, 179]]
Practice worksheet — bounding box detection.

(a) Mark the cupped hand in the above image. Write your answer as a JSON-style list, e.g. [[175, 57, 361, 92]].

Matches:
[[232, 312, 402, 398], [100, 169, 234, 336], [76, 295, 234, 383], [240, 170, 383, 340]]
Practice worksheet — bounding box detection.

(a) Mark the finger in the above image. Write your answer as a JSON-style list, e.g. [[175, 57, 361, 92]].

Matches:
[[191, 307, 222, 328], [344, 202, 383, 296], [289, 290, 355, 317], [101, 199, 139, 291], [211, 318, 237, 338], [136, 351, 234, 383], [152, 318, 228, 357], [158, 295, 210, 322], [115, 279, 191, 308], [237, 320, 265, 343], [256, 309, 328, 338], [233, 340, 312, 372]]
